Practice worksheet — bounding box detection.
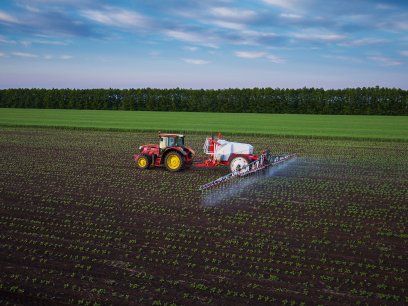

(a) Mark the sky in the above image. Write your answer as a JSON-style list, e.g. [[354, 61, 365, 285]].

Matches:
[[0, 0, 407, 89]]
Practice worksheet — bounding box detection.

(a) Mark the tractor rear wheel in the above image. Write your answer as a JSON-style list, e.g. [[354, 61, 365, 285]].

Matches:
[[136, 154, 151, 170], [165, 152, 185, 172], [229, 155, 249, 173]]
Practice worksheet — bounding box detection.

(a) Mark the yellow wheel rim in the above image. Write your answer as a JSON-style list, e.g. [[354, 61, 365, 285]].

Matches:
[[167, 154, 181, 170], [138, 158, 147, 167]]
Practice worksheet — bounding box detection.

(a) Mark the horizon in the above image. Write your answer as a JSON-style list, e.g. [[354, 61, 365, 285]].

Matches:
[[1, 0, 408, 89], [1, 85, 407, 90]]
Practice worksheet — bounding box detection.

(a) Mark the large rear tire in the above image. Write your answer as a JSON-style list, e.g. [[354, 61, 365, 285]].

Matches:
[[136, 154, 151, 170], [165, 152, 185, 172], [229, 155, 249, 173]]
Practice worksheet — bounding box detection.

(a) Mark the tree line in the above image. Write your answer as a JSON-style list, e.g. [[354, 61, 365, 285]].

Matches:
[[0, 87, 407, 115]]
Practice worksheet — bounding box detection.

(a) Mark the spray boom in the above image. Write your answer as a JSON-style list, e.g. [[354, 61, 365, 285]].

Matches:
[[199, 152, 297, 190]]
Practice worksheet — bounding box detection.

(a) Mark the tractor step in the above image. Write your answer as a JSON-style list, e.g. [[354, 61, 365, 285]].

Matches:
[[199, 152, 296, 190]]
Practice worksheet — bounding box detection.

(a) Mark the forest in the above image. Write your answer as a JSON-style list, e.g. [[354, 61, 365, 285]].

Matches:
[[0, 87, 407, 115]]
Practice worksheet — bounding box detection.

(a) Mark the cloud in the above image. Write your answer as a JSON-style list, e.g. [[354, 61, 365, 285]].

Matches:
[[266, 54, 286, 64], [209, 7, 256, 20], [280, 13, 302, 19], [0, 52, 6, 57], [165, 30, 218, 48], [81, 7, 151, 29], [292, 31, 346, 42], [0, 10, 19, 23], [378, 20, 408, 32], [40, 11, 97, 37], [340, 38, 387, 47], [10, 51, 73, 60], [232, 30, 286, 47], [376, 3, 395, 10], [165, 6, 256, 38], [0, 35, 17, 44], [16, 0, 96, 11], [212, 20, 246, 30], [44, 54, 73, 60], [1, 8, 97, 38], [324, 54, 361, 63], [262, 0, 304, 10], [400, 51, 408, 57], [166, 30, 201, 42], [12, 52, 39, 58], [18, 4, 40, 13], [184, 46, 199, 51], [182, 58, 210, 65], [148, 51, 160, 57], [368, 56, 403, 66], [394, 21, 408, 31], [20, 39, 70, 47], [19, 0, 92, 4], [60, 54, 73, 60], [235, 51, 266, 59], [235, 50, 285, 63]]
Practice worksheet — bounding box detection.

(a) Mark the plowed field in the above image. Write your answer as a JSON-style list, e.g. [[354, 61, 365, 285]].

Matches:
[[0, 128, 407, 305]]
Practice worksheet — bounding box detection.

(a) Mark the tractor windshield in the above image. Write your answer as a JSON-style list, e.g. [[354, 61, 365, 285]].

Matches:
[[175, 136, 184, 147]]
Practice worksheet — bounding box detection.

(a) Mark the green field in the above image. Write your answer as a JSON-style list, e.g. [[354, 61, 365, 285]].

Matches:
[[1, 108, 407, 140]]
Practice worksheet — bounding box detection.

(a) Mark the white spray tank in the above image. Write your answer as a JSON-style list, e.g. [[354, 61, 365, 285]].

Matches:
[[214, 139, 253, 162]]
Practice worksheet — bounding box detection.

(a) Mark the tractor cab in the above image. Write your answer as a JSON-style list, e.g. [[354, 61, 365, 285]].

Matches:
[[159, 134, 185, 150]]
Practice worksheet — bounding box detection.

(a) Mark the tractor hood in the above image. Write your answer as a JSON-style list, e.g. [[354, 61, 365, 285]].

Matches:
[[139, 144, 159, 150]]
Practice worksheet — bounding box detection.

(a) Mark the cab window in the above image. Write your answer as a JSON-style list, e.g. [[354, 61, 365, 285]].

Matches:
[[168, 137, 175, 146], [176, 137, 184, 147]]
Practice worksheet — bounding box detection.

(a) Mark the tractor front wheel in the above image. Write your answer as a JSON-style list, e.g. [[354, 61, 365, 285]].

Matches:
[[136, 154, 151, 170], [165, 152, 185, 172]]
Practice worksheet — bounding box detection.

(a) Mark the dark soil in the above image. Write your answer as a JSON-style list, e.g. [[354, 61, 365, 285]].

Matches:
[[0, 128, 407, 305]]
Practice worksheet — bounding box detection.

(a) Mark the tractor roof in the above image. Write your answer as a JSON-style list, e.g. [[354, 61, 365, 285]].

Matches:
[[159, 133, 184, 137]]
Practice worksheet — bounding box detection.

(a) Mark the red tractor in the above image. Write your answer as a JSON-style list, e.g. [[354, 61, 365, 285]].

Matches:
[[134, 133, 195, 172]]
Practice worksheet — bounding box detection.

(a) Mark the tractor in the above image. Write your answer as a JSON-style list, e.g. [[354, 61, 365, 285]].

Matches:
[[134, 133, 195, 172], [134, 132, 296, 189]]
